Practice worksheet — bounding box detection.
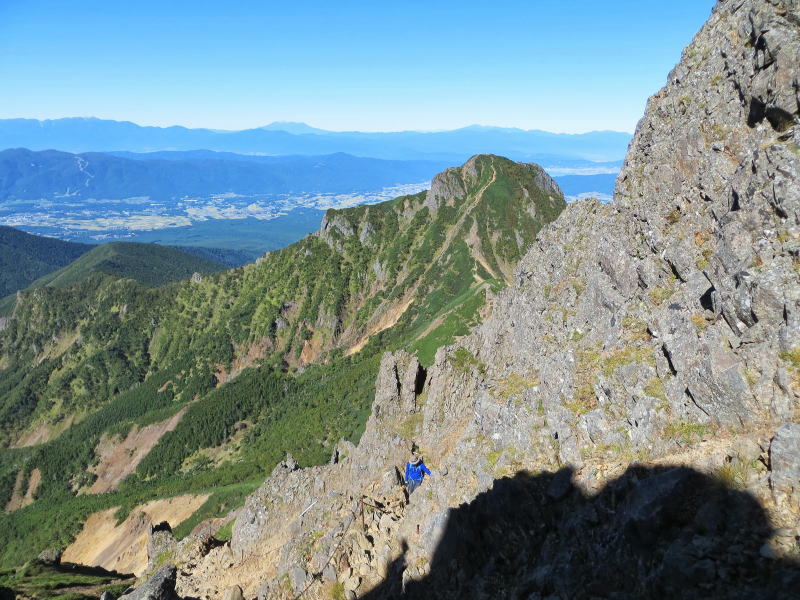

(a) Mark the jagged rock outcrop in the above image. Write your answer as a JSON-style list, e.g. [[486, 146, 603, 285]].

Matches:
[[119, 565, 178, 600], [771, 422, 800, 500], [146, 522, 176, 573], [172, 1, 800, 598]]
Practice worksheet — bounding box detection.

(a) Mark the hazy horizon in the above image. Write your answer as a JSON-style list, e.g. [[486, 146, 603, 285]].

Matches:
[[0, 116, 635, 136], [1, 0, 715, 134]]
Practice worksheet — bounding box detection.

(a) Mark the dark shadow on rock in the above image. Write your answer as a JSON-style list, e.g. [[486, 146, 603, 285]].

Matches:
[[54, 562, 134, 579], [360, 465, 800, 599]]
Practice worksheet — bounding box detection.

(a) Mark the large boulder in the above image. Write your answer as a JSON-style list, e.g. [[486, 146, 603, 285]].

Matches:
[[118, 565, 178, 600], [36, 548, 62, 565], [770, 423, 800, 500]]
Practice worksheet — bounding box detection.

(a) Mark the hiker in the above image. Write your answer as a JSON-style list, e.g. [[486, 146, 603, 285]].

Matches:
[[404, 453, 431, 494]]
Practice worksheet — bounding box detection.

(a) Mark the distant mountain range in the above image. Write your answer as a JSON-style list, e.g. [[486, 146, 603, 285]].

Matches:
[[0, 148, 616, 257], [0, 118, 631, 162], [0, 148, 448, 201], [0, 148, 615, 202]]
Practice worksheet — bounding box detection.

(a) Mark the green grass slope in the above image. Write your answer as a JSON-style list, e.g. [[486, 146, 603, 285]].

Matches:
[[0, 559, 135, 600], [0, 155, 565, 567]]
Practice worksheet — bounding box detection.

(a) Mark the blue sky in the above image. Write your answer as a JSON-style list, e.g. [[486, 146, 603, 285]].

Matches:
[[0, 1, 716, 133]]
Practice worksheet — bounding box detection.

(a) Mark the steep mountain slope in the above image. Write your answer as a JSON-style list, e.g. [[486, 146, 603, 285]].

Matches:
[[0, 226, 92, 297], [0, 149, 447, 201], [149, 154, 563, 371], [0, 155, 564, 568], [126, 2, 798, 599]]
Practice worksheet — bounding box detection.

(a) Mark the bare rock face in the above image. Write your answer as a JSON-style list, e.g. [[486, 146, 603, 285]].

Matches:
[[424, 164, 468, 212], [470, 0, 799, 460], [371, 351, 422, 421], [174, 2, 800, 599]]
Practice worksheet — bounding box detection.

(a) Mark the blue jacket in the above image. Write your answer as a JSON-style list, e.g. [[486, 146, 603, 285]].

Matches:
[[405, 460, 431, 483]]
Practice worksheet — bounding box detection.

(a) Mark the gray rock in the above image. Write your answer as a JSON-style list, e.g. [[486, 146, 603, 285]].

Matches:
[[623, 468, 697, 548], [770, 423, 800, 495], [342, 573, 360, 592], [36, 548, 62, 565], [289, 566, 308, 592], [146, 523, 175, 573], [119, 566, 178, 600], [221, 585, 244, 600], [322, 564, 336, 582]]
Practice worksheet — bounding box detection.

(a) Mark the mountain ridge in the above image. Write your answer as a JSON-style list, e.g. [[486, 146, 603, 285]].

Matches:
[[0, 118, 632, 162], [0, 148, 447, 201], [5, 116, 630, 137], [120, 1, 798, 598], [0, 154, 565, 568], [2, 1, 799, 596], [17, 242, 228, 290]]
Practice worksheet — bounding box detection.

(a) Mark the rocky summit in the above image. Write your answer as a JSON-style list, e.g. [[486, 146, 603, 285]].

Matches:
[[102, 1, 800, 599]]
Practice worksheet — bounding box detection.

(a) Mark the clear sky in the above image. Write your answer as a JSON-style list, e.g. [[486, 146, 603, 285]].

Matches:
[[0, 1, 716, 133]]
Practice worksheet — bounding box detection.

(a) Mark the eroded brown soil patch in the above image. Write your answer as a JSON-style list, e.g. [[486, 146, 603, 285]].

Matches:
[[5, 468, 41, 513], [63, 494, 210, 576], [86, 407, 188, 494]]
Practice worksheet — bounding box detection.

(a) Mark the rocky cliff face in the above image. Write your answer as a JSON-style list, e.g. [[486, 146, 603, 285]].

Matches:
[[140, 1, 800, 599]]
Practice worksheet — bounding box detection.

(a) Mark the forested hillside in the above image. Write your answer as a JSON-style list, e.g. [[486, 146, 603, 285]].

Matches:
[[0, 155, 564, 567], [0, 226, 92, 297], [0, 241, 229, 316], [22, 242, 228, 289]]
